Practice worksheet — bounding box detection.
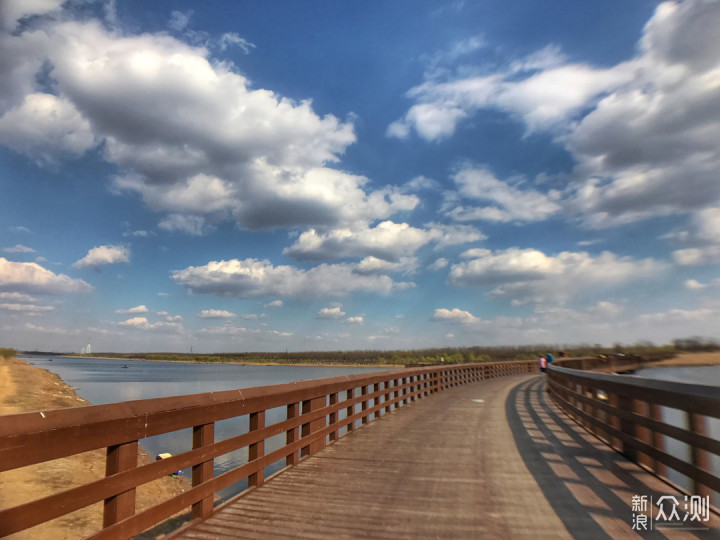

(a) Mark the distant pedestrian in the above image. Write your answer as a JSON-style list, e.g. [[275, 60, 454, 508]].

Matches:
[[539, 356, 547, 373], [546, 352, 554, 364]]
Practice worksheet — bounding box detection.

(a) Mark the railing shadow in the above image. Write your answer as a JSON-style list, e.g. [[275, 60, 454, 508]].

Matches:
[[506, 377, 718, 539]]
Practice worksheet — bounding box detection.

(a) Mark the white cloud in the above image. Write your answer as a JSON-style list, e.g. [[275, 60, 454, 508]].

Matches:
[[115, 305, 149, 314], [0, 12, 423, 234], [354, 256, 418, 275], [3, 244, 35, 253], [445, 167, 561, 223], [389, 45, 629, 140], [564, 1, 720, 227], [670, 208, 720, 265], [157, 214, 210, 236], [0, 303, 54, 314], [74, 245, 130, 268], [431, 308, 483, 325], [172, 258, 413, 298], [346, 316, 364, 325], [449, 248, 664, 305], [265, 300, 283, 308], [284, 220, 483, 262], [685, 279, 707, 290], [283, 221, 430, 262], [119, 316, 184, 333], [0, 257, 91, 295], [199, 309, 236, 319], [317, 306, 346, 319], [391, 2, 720, 229], [0, 93, 96, 162], [0, 292, 36, 303], [429, 258, 448, 271]]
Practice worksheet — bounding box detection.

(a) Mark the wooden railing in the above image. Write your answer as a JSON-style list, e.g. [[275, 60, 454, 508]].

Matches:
[[0, 360, 539, 538], [547, 364, 720, 502]]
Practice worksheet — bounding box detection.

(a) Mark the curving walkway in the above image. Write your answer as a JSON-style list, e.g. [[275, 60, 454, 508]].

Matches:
[[178, 375, 719, 539]]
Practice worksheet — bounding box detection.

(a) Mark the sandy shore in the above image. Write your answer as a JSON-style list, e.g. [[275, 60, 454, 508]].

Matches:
[[0, 356, 190, 539], [645, 351, 720, 367]]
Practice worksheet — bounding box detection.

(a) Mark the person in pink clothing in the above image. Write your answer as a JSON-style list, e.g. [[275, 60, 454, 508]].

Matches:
[[539, 356, 547, 373]]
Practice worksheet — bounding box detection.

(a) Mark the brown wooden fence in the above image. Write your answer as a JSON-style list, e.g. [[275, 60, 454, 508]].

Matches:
[[547, 364, 720, 504], [0, 360, 540, 539]]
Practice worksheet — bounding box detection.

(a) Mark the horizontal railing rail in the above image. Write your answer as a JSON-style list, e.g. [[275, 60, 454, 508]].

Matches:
[[547, 364, 720, 503], [0, 359, 543, 539]]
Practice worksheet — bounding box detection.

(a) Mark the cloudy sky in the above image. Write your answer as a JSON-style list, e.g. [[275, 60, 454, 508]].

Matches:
[[2, 0, 720, 353]]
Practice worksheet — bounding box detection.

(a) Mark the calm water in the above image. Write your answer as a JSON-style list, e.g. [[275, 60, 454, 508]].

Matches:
[[633, 365, 720, 502], [21, 355, 388, 499]]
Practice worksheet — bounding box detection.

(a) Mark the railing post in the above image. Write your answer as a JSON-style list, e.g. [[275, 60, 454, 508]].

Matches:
[[329, 392, 339, 440], [103, 440, 138, 528], [286, 402, 298, 466], [383, 381, 391, 412], [688, 412, 712, 497], [361, 385, 369, 423], [301, 396, 326, 457], [649, 403, 666, 476], [249, 411, 265, 488], [346, 388, 355, 432], [192, 422, 215, 520]]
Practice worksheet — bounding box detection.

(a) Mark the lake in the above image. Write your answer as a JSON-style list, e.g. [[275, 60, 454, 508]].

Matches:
[[634, 365, 720, 503], [21, 354, 389, 500]]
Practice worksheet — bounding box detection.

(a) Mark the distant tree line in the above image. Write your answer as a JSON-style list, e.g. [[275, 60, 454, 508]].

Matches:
[[80, 340, 683, 366], [0, 348, 17, 358], [671, 336, 720, 352]]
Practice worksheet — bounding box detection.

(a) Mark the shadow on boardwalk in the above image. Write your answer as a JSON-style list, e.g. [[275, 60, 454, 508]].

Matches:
[[507, 377, 720, 539], [178, 375, 719, 539]]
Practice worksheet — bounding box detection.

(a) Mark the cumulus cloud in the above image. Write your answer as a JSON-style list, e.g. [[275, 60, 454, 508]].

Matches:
[[563, 1, 720, 227], [199, 309, 236, 319], [0, 93, 96, 162], [669, 208, 720, 265], [449, 248, 664, 305], [391, 2, 720, 229], [388, 44, 629, 140], [74, 245, 130, 268], [317, 306, 346, 319], [684, 279, 707, 290], [0, 257, 91, 295], [172, 258, 414, 298], [115, 305, 149, 314], [284, 221, 429, 261], [346, 316, 364, 325], [429, 258, 448, 271], [265, 300, 283, 308], [445, 167, 561, 224], [0, 10, 422, 234], [284, 220, 484, 262], [119, 316, 184, 333], [431, 308, 483, 325]]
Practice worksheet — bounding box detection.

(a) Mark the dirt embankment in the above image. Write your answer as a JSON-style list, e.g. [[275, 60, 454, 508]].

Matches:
[[646, 351, 720, 367], [0, 356, 190, 539]]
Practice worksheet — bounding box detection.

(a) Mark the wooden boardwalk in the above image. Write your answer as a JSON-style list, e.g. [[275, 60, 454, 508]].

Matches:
[[178, 375, 720, 539]]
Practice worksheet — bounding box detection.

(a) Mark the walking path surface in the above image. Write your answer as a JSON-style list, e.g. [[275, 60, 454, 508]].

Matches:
[[178, 375, 719, 539]]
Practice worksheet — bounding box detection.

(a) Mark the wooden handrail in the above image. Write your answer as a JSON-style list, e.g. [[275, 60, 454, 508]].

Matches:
[[547, 363, 720, 501], [0, 360, 541, 538]]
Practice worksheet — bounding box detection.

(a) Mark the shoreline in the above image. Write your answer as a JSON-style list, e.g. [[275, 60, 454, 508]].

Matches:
[[57, 354, 398, 369], [0, 356, 191, 539]]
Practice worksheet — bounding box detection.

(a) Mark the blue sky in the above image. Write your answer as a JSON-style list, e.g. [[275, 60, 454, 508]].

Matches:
[[2, 0, 720, 353]]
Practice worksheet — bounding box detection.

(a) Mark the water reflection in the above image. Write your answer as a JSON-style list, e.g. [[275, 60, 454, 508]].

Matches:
[[21, 355, 388, 500], [633, 366, 719, 505]]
